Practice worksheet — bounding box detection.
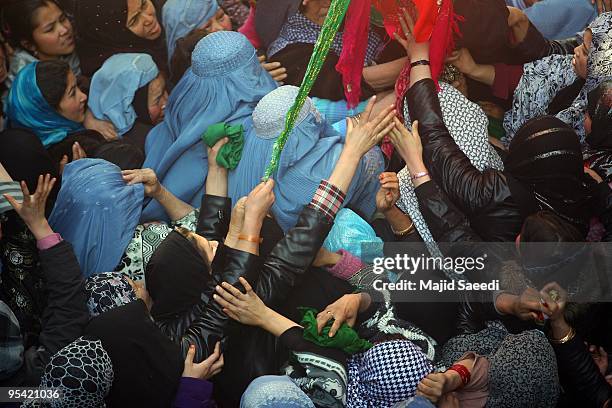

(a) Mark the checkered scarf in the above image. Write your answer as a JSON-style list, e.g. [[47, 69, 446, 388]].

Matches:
[[346, 340, 433, 408]]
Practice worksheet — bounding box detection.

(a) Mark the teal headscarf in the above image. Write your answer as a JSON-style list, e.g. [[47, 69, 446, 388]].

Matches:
[[6, 62, 83, 147]]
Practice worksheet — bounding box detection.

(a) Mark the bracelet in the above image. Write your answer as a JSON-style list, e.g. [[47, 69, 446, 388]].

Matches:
[[391, 221, 415, 237], [238, 234, 263, 244], [550, 327, 576, 344], [448, 364, 471, 387], [410, 59, 430, 68], [410, 171, 429, 181]]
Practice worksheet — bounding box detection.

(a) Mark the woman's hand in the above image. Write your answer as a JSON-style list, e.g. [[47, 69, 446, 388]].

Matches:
[[122, 168, 163, 199], [182, 342, 224, 380], [316, 293, 371, 337], [446, 48, 477, 77], [59, 142, 87, 175], [394, 7, 429, 61], [312, 248, 342, 268], [389, 118, 425, 173], [258, 55, 288, 84], [84, 110, 118, 141], [344, 97, 396, 159], [416, 372, 457, 403], [376, 172, 400, 214], [593, 0, 612, 14], [539, 282, 568, 322], [496, 289, 547, 321], [213, 277, 269, 327], [3, 174, 56, 240], [244, 179, 275, 223], [207, 137, 229, 171], [226, 197, 247, 244]]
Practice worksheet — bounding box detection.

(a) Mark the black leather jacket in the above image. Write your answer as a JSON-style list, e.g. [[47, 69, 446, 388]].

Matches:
[[407, 78, 523, 242], [214, 205, 334, 404], [155, 194, 261, 362], [555, 333, 612, 408]]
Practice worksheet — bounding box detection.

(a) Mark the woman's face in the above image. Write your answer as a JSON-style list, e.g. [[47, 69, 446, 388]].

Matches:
[[202, 8, 233, 33], [57, 70, 87, 123], [27, 2, 75, 59], [126, 0, 162, 40], [188, 231, 218, 266], [302, 0, 331, 25], [573, 30, 592, 80], [584, 111, 592, 134], [147, 73, 168, 124]]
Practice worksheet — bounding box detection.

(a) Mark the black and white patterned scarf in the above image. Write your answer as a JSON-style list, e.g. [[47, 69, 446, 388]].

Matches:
[[85, 272, 137, 318], [22, 337, 113, 408], [504, 12, 612, 144], [346, 340, 433, 408]]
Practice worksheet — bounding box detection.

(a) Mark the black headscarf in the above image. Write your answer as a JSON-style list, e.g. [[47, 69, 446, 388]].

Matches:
[[75, 0, 168, 77], [132, 85, 153, 125], [504, 116, 596, 235], [84, 300, 183, 408], [586, 80, 612, 149], [145, 231, 211, 319], [0, 128, 59, 198]]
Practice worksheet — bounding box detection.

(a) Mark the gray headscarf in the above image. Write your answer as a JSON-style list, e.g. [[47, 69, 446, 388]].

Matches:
[[504, 12, 612, 144]]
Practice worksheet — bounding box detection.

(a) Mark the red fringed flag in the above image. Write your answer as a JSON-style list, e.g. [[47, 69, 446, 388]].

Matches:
[[335, 0, 461, 114]]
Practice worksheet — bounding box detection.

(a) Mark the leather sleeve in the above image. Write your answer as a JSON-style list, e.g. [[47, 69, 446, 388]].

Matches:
[[554, 333, 612, 408], [255, 207, 333, 309], [414, 180, 481, 243], [407, 79, 513, 217], [178, 247, 262, 363], [28, 241, 89, 384], [196, 195, 232, 242]]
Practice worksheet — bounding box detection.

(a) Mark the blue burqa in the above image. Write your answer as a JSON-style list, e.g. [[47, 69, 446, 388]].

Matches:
[[141, 31, 277, 221], [88, 53, 159, 136], [49, 159, 144, 278], [228, 85, 384, 231]]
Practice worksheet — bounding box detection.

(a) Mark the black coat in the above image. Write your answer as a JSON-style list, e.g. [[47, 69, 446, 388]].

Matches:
[[407, 78, 524, 242], [1, 241, 88, 387]]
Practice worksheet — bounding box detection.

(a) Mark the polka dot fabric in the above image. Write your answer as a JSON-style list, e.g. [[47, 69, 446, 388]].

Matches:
[[21, 337, 113, 408]]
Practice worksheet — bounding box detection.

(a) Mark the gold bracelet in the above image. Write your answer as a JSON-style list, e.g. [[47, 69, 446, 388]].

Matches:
[[391, 222, 415, 237], [550, 327, 575, 344]]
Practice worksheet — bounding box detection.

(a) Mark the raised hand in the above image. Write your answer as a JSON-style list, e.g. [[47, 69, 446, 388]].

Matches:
[[389, 118, 425, 175], [376, 172, 400, 213], [344, 97, 395, 158], [3, 174, 56, 240], [244, 179, 275, 222], [59, 142, 87, 175]]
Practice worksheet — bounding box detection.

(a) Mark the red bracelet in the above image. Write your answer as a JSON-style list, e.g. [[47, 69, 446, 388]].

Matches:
[[448, 364, 471, 387]]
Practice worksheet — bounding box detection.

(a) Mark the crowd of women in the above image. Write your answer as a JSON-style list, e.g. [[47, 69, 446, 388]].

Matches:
[[0, 0, 611, 406]]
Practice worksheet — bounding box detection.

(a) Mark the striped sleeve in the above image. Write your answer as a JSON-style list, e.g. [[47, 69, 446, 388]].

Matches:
[[0, 182, 22, 215]]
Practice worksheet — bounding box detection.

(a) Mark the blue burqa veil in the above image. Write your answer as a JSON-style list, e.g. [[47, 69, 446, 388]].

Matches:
[[142, 31, 277, 221], [228, 85, 384, 231]]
